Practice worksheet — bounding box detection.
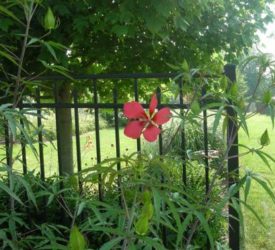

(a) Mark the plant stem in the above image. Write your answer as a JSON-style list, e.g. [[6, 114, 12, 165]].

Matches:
[[7, 1, 35, 243], [122, 190, 138, 250], [13, 1, 34, 107]]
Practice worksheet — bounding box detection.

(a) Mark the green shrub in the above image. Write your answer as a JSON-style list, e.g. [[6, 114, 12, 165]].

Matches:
[[0, 152, 228, 249], [101, 110, 128, 128], [141, 120, 227, 246]]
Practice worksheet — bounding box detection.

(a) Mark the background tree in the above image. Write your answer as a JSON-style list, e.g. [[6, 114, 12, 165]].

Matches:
[[0, 0, 274, 175]]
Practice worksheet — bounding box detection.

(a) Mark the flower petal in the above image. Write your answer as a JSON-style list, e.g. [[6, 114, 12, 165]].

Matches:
[[143, 124, 161, 142], [153, 108, 171, 125], [124, 121, 145, 139], [149, 94, 158, 115], [123, 101, 147, 119]]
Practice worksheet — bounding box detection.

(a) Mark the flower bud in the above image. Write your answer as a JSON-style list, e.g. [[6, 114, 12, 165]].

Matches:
[[44, 7, 56, 30]]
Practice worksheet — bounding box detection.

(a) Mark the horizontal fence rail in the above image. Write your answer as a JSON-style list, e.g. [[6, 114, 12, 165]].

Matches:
[[0, 66, 239, 250]]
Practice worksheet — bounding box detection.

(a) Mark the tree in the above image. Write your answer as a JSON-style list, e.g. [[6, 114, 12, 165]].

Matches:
[[0, 0, 274, 175], [241, 52, 275, 113]]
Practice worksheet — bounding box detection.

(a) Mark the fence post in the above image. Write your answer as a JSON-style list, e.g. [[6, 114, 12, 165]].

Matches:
[[224, 64, 240, 250]]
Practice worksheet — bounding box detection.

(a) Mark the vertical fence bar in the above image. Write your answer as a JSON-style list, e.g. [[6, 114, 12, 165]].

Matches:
[[54, 83, 63, 176], [157, 87, 163, 157], [202, 87, 209, 195], [113, 82, 122, 206], [156, 87, 167, 246], [134, 78, 141, 152], [19, 103, 27, 174], [225, 64, 240, 250], [93, 79, 103, 201], [36, 88, 45, 180], [179, 77, 186, 185], [73, 87, 82, 191], [202, 87, 210, 250]]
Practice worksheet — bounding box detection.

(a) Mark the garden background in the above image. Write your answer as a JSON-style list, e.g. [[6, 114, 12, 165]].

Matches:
[[1, 1, 275, 249]]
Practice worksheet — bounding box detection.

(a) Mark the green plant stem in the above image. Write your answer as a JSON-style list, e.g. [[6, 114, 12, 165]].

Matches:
[[122, 190, 138, 250], [7, 1, 35, 243], [13, 1, 34, 107]]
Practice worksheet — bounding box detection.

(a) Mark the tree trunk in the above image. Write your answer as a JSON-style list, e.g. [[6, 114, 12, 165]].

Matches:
[[56, 83, 74, 175]]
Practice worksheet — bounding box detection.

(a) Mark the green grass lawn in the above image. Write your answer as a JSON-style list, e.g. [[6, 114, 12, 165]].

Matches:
[[12, 127, 137, 177], [239, 114, 275, 250]]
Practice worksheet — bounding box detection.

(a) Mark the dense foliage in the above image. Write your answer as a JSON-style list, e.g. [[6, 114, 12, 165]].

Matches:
[[0, 153, 227, 249], [1, 1, 275, 249], [1, 0, 274, 75]]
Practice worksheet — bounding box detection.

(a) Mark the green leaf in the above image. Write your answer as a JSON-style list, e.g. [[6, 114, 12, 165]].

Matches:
[[232, 105, 249, 137], [68, 175, 79, 191], [143, 237, 166, 250], [47, 194, 55, 206], [27, 37, 40, 46], [229, 83, 238, 98], [263, 90, 272, 105], [174, 16, 189, 32], [145, 15, 165, 34], [15, 175, 37, 208], [0, 182, 23, 205], [47, 41, 67, 51], [194, 211, 214, 249], [111, 25, 128, 36], [254, 150, 271, 170], [239, 200, 265, 228], [0, 50, 17, 66], [252, 175, 275, 203], [164, 196, 181, 230], [0, 5, 24, 25], [244, 175, 251, 202], [17, 122, 37, 157], [176, 214, 192, 247], [39, 60, 74, 80], [99, 237, 122, 250], [77, 202, 86, 217], [42, 41, 58, 61], [0, 103, 12, 111], [222, 115, 228, 137], [152, 188, 161, 228], [220, 75, 228, 91], [68, 226, 86, 250], [259, 150, 275, 164], [213, 105, 224, 136], [166, 62, 181, 71], [268, 105, 275, 128], [5, 114, 17, 138], [260, 129, 270, 147]]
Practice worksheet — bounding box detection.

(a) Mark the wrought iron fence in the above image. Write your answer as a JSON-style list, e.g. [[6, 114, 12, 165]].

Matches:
[[2, 65, 240, 250]]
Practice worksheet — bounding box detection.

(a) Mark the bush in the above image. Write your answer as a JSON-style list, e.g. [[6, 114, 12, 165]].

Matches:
[[0, 152, 228, 249], [101, 110, 128, 128], [141, 119, 227, 246]]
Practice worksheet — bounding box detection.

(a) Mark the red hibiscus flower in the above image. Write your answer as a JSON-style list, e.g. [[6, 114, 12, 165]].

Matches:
[[123, 94, 171, 142]]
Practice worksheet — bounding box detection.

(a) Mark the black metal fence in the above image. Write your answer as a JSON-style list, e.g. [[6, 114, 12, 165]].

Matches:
[[2, 65, 240, 250]]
